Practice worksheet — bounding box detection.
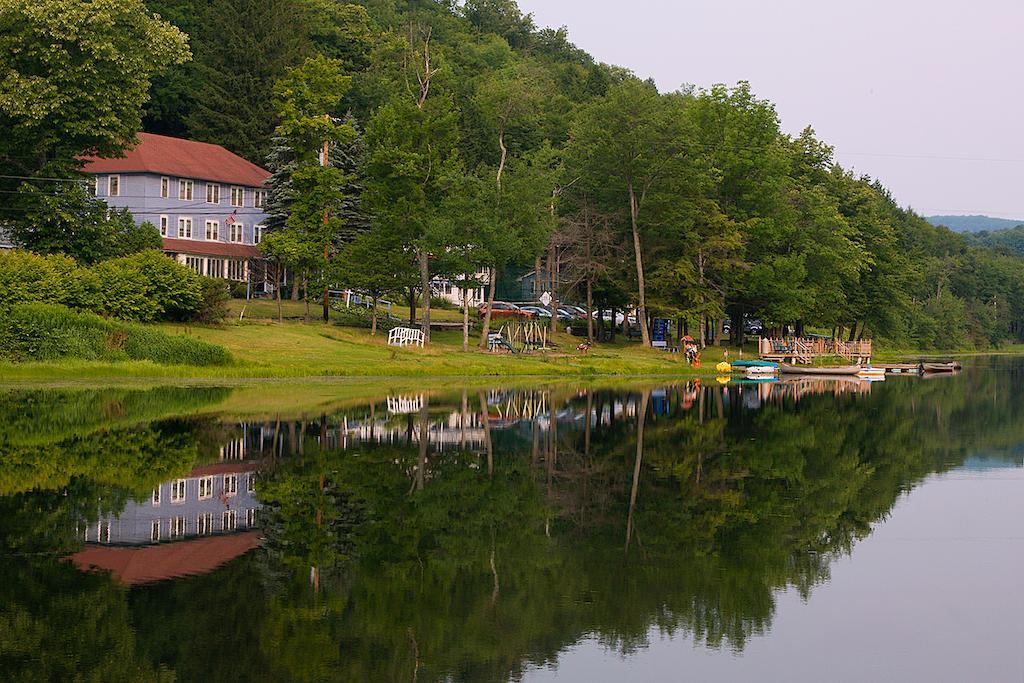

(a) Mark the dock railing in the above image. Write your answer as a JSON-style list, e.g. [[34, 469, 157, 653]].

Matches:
[[759, 337, 871, 365]]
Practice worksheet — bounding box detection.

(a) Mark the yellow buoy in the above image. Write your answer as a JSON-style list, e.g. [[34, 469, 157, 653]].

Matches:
[[716, 362, 731, 373]]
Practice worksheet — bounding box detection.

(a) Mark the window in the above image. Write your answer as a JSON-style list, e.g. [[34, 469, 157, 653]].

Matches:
[[247, 473, 256, 493], [207, 258, 224, 278], [198, 476, 214, 500], [197, 513, 213, 535], [227, 259, 246, 281], [85, 177, 97, 197], [152, 486, 161, 506], [159, 215, 169, 237], [246, 508, 257, 528], [253, 225, 263, 244], [178, 217, 193, 239], [230, 186, 244, 207], [229, 222, 244, 243], [184, 255, 202, 274], [170, 516, 187, 539], [98, 520, 111, 543], [224, 474, 238, 497], [206, 183, 220, 204], [178, 179, 194, 201], [254, 189, 267, 208], [160, 177, 169, 198], [222, 510, 237, 531], [205, 220, 219, 241], [108, 175, 120, 197], [151, 519, 161, 542], [171, 478, 187, 503]]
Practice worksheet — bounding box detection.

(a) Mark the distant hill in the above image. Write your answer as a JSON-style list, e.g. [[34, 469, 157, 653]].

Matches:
[[925, 215, 1024, 233]]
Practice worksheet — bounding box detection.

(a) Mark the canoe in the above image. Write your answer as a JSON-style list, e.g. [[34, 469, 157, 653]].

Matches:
[[779, 363, 862, 376], [857, 367, 886, 378], [922, 361, 962, 373]]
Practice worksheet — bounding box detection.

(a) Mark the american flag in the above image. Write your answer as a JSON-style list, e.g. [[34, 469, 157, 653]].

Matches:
[[225, 210, 237, 225]]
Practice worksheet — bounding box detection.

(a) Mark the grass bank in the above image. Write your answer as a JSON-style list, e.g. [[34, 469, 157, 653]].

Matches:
[[0, 311, 748, 382]]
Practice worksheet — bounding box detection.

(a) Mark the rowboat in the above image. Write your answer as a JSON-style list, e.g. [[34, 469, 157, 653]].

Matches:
[[922, 361, 962, 373], [779, 363, 862, 376], [745, 365, 777, 378], [857, 367, 886, 378]]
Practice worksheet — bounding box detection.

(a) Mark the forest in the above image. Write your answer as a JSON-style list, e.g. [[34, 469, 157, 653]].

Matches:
[[4, 0, 1024, 349]]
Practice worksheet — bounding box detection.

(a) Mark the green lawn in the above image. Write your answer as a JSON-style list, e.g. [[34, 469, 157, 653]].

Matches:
[[0, 312, 747, 382]]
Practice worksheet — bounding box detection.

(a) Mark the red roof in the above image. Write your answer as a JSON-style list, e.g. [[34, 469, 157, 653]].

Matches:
[[163, 238, 262, 259], [82, 132, 270, 187], [69, 531, 261, 586]]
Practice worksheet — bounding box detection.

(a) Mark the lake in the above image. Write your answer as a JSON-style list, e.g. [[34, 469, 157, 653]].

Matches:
[[2, 359, 1023, 681]]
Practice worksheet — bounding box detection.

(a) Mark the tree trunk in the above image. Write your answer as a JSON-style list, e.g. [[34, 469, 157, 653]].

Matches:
[[533, 256, 542, 300], [478, 391, 493, 477], [628, 184, 651, 346], [408, 287, 417, 326], [586, 277, 594, 343], [416, 396, 428, 492], [418, 248, 431, 344], [302, 271, 310, 324], [478, 266, 498, 349], [625, 389, 650, 551], [291, 275, 299, 301], [462, 278, 470, 352], [275, 261, 283, 324], [848, 322, 858, 343], [548, 241, 558, 334], [370, 295, 378, 336]]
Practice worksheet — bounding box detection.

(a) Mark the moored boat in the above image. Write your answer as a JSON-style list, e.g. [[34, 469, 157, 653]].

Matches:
[[779, 363, 862, 376], [922, 361, 962, 373], [857, 367, 886, 378]]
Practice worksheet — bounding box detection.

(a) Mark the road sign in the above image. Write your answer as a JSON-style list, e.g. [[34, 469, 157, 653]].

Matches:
[[539, 292, 552, 306]]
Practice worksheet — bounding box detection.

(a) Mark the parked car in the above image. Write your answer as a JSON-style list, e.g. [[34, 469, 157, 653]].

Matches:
[[477, 301, 533, 319], [518, 305, 551, 318]]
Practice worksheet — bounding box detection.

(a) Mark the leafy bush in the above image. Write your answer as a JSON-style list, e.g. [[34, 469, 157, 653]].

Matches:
[[0, 249, 214, 322], [90, 250, 204, 321], [0, 250, 90, 310], [0, 303, 232, 366], [196, 277, 231, 324]]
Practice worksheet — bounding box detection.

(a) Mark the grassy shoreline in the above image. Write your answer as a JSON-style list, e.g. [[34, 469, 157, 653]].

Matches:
[[1, 305, 1018, 385]]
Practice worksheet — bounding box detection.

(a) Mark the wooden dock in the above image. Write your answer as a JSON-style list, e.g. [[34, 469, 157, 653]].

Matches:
[[759, 337, 872, 365]]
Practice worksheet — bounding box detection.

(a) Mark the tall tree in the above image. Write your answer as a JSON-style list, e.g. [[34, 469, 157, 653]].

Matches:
[[567, 80, 691, 346], [272, 55, 358, 322], [185, 0, 310, 163], [364, 27, 462, 344]]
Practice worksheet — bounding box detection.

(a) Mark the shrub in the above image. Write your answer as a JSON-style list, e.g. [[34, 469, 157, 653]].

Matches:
[[0, 251, 90, 311], [120, 325, 232, 366], [90, 250, 204, 322], [195, 277, 230, 324], [0, 303, 232, 366]]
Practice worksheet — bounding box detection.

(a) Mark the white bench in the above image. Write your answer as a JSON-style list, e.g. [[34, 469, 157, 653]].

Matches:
[[388, 326, 425, 348]]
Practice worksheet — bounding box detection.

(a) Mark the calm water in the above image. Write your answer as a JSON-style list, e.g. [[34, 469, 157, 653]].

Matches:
[[2, 359, 1023, 681]]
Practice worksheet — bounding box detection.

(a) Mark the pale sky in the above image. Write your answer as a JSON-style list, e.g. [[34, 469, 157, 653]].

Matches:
[[517, 0, 1024, 219]]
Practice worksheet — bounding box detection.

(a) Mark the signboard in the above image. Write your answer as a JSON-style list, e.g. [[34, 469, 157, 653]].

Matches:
[[539, 291, 552, 307], [652, 318, 670, 348]]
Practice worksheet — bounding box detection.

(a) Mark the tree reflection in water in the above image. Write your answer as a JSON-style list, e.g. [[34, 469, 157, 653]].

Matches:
[[0, 363, 1021, 681]]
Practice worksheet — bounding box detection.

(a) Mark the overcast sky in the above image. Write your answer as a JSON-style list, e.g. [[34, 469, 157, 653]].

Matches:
[[517, 0, 1024, 219]]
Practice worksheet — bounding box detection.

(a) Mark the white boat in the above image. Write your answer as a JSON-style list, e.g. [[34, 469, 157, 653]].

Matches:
[[857, 367, 886, 378], [745, 366, 777, 378]]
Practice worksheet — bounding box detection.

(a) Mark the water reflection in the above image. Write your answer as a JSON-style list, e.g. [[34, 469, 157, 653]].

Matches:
[[1, 364, 1022, 681]]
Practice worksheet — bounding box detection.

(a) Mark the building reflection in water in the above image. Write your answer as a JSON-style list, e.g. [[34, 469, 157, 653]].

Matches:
[[69, 377, 879, 585]]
